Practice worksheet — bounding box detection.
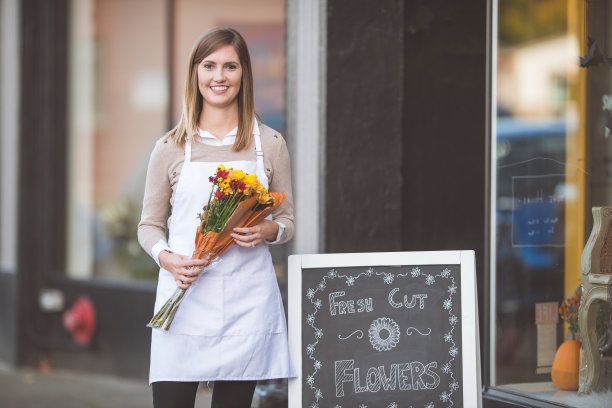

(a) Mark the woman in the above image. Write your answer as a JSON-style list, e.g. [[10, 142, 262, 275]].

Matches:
[[138, 27, 296, 408]]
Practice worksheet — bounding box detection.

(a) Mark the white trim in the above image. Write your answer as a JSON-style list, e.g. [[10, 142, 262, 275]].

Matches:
[[489, 0, 499, 387], [0, 0, 20, 272], [286, 0, 326, 255]]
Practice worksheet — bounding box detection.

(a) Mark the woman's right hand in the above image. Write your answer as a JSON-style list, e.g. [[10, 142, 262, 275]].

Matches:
[[158, 251, 211, 290]]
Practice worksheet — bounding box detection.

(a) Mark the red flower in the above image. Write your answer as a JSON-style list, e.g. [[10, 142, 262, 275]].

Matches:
[[214, 190, 225, 199]]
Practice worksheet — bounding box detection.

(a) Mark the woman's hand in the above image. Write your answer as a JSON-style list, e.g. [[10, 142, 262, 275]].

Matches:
[[231, 220, 279, 248], [159, 251, 211, 290]]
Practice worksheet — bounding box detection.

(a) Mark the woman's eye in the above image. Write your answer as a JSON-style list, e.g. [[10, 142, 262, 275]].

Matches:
[[226, 65, 238, 70], [203, 64, 213, 70]]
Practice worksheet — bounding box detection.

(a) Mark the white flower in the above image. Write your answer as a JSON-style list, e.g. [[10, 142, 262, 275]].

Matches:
[[443, 299, 452, 310], [310, 403, 319, 408], [306, 374, 315, 386], [314, 360, 322, 370], [307, 288, 316, 299], [317, 281, 326, 291], [359, 405, 367, 408], [315, 389, 323, 400], [306, 344, 315, 355], [387, 403, 398, 408], [346, 276, 356, 286], [315, 328, 323, 339], [441, 268, 451, 278], [306, 314, 315, 324], [314, 299, 322, 309], [448, 284, 457, 294], [449, 315, 458, 325], [442, 363, 451, 373], [425, 274, 435, 285], [383, 273, 395, 284], [327, 269, 337, 278], [333, 406, 342, 408], [365, 267, 374, 276], [449, 346, 458, 357], [425, 403, 435, 408], [444, 332, 453, 343], [411, 267, 421, 277], [440, 391, 450, 402], [450, 380, 459, 391]]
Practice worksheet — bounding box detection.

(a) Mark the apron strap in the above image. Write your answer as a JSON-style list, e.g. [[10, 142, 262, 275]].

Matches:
[[253, 132, 266, 178], [184, 137, 192, 164]]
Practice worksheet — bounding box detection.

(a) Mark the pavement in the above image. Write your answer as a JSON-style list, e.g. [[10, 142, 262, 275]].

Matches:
[[0, 363, 212, 408]]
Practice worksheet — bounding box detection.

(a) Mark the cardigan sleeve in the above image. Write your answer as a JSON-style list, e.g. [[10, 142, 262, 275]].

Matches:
[[137, 139, 173, 266], [266, 133, 295, 245]]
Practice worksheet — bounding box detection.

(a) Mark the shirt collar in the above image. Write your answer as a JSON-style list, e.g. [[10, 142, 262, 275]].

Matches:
[[196, 119, 259, 145]]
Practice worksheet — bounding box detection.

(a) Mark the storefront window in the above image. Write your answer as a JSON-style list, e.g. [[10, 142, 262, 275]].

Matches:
[[492, 0, 612, 404], [65, 0, 286, 282]]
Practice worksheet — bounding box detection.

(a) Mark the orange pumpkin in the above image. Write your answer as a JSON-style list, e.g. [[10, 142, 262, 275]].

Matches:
[[551, 339, 581, 390]]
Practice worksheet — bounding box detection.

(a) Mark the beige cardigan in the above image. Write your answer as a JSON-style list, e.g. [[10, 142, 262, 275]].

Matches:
[[137, 123, 294, 261]]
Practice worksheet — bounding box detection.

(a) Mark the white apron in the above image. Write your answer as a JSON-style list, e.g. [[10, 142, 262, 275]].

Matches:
[[149, 131, 296, 383]]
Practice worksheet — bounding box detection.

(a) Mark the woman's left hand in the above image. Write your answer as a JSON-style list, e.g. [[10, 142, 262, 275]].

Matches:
[[231, 220, 279, 248]]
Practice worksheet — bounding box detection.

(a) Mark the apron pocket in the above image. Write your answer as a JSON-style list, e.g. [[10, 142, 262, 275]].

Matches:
[[222, 274, 283, 335], [168, 274, 224, 336]]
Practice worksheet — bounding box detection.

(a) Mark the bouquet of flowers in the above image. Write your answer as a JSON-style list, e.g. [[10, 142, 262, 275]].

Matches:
[[559, 286, 582, 340], [147, 164, 285, 331]]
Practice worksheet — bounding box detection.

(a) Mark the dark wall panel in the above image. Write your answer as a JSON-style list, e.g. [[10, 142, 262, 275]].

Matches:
[[325, 0, 404, 253], [0, 272, 17, 365], [401, 0, 487, 260]]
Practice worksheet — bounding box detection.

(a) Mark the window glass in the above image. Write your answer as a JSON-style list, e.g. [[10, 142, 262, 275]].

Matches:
[[493, 0, 612, 404], [66, 0, 168, 280]]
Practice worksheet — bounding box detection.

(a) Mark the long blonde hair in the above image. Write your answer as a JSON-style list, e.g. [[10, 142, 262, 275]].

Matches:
[[166, 27, 255, 151]]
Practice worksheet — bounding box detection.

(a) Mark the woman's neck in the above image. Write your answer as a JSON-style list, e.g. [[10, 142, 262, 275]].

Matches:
[[198, 105, 239, 141]]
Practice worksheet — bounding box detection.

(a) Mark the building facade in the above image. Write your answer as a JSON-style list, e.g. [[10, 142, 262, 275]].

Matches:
[[1, 0, 611, 407]]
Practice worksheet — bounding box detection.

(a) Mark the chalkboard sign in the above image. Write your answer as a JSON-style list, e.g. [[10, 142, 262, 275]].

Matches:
[[288, 251, 481, 408]]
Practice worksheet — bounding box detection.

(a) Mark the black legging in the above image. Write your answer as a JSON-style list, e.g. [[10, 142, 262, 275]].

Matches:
[[152, 380, 257, 408]]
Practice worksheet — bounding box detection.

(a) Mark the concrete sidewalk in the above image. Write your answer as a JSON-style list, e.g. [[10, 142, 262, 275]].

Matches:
[[0, 364, 212, 408]]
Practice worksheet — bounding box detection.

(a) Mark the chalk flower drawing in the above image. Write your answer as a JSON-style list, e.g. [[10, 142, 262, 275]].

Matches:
[[304, 265, 460, 406], [306, 344, 315, 355], [382, 273, 395, 284], [440, 391, 451, 402], [368, 317, 401, 351]]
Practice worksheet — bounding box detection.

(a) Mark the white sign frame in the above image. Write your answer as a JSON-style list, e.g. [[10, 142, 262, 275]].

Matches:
[[288, 250, 482, 408]]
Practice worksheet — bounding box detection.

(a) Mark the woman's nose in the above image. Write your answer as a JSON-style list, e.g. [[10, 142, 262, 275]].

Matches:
[[213, 67, 225, 82]]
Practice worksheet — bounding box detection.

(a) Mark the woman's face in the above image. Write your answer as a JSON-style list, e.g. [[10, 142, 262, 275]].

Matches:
[[197, 45, 242, 110]]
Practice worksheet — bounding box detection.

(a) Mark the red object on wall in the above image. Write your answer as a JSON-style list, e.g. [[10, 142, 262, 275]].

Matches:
[[62, 296, 96, 346]]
